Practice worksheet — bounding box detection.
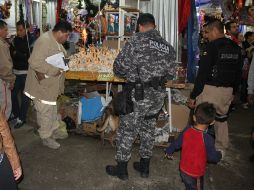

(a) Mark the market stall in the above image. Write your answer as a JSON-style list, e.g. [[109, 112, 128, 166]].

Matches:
[[64, 44, 190, 146], [50, 0, 189, 147]]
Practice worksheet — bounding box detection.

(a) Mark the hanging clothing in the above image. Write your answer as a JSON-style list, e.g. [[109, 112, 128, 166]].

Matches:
[[47, 0, 57, 28], [179, 0, 191, 33], [140, 0, 178, 49]]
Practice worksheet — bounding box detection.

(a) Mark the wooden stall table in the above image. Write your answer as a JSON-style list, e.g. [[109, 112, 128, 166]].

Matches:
[[65, 72, 190, 145], [65, 71, 125, 101]]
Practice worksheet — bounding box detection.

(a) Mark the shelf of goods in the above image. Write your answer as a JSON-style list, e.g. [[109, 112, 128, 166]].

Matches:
[[66, 46, 125, 82]]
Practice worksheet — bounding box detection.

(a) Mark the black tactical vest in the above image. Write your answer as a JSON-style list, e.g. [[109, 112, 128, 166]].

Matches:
[[210, 38, 241, 87]]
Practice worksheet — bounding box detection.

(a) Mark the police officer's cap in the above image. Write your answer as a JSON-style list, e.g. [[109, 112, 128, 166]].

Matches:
[[137, 13, 155, 26]]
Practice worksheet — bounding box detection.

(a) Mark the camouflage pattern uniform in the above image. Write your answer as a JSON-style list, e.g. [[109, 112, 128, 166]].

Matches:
[[113, 29, 176, 162]]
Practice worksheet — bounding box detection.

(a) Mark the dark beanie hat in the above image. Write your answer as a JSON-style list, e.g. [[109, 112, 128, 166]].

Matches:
[[137, 13, 155, 26]]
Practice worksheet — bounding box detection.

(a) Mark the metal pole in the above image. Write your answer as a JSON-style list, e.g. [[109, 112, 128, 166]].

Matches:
[[39, 0, 43, 33], [106, 82, 109, 102], [98, 0, 102, 45], [30, 0, 34, 25], [166, 88, 172, 133], [15, 0, 18, 24], [175, 0, 179, 62]]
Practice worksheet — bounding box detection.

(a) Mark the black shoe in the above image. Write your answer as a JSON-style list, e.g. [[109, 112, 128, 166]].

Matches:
[[250, 154, 254, 162], [106, 161, 128, 180], [133, 158, 150, 178], [14, 120, 25, 129], [8, 114, 17, 122]]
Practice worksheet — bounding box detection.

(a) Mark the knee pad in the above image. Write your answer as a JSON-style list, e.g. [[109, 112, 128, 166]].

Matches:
[[215, 113, 228, 122]]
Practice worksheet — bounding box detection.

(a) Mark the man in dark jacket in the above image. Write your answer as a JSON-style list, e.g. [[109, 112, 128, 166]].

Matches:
[[188, 19, 242, 151], [10, 21, 34, 128]]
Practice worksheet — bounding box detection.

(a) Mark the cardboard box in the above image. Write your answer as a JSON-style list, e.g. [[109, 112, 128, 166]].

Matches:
[[171, 86, 193, 131], [172, 104, 190, 131]]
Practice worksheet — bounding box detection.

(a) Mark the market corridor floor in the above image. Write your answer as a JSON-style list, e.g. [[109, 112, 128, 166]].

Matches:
[[11, 106, 254, 190]]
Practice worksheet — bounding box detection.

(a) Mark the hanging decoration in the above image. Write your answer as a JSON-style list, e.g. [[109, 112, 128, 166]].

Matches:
[[0, 0, 12, 19]]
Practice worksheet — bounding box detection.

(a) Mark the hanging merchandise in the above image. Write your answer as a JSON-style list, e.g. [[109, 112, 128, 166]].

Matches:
[[15, 0, 18, 22], [84, 0, 108, 17], [220, 0, 235, 20], [107, 0, 119, 8], [187, 0, 198, 82], [179, 0, 191, 33], [56, 0, 63, 23], [60, 8, 68, 20], [47, 0, 57, 28], [19, 3, 24, 21], [0, 0, 12, 19], [237, 0, 245, 8], [239, 1, 254, 25], [71, 0, 87, 22], [77, 0, 82, 9], [24, 0, 32, 23], [211, 0, 221, 6], [42, 4, 48, 31]]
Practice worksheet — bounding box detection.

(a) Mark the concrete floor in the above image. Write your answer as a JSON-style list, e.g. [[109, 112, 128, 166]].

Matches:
[[11, 106, 254, 190]]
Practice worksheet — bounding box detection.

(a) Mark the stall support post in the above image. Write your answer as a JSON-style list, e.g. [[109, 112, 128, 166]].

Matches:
[[39, 0, 43, 33], [105, 82, 112, 102], [106, 82, 109, 102], [98, 0, 102, 45], [166, 87, 172, 133]]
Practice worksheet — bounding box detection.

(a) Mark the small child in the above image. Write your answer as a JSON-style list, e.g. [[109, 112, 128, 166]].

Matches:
[[165, 102, 222, 190]]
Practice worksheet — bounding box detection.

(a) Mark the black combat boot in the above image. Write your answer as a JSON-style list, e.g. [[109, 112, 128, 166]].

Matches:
[[133, 158, 150, 178], [106, 161, 128, 180]]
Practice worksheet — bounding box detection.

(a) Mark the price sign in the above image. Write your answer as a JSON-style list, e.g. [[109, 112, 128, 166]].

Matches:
[[97, 72, 114, 81]]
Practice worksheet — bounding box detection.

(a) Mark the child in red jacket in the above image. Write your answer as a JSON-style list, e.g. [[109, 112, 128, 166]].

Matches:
[[165, 102, 222, 190]]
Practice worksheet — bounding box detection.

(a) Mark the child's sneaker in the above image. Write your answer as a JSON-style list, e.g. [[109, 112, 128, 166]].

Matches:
[[242, 103, 249, 109]]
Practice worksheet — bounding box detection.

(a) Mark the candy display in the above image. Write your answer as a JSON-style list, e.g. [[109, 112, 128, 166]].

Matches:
[[68, 45, 120, 73]]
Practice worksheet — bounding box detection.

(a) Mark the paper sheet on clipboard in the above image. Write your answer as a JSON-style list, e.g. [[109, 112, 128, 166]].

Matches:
[[45, 52, 69, 71]]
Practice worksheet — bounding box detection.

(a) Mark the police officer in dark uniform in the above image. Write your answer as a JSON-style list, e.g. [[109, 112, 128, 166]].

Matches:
[[188, 19, 242, 150], [106, 13, 176, 180]]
